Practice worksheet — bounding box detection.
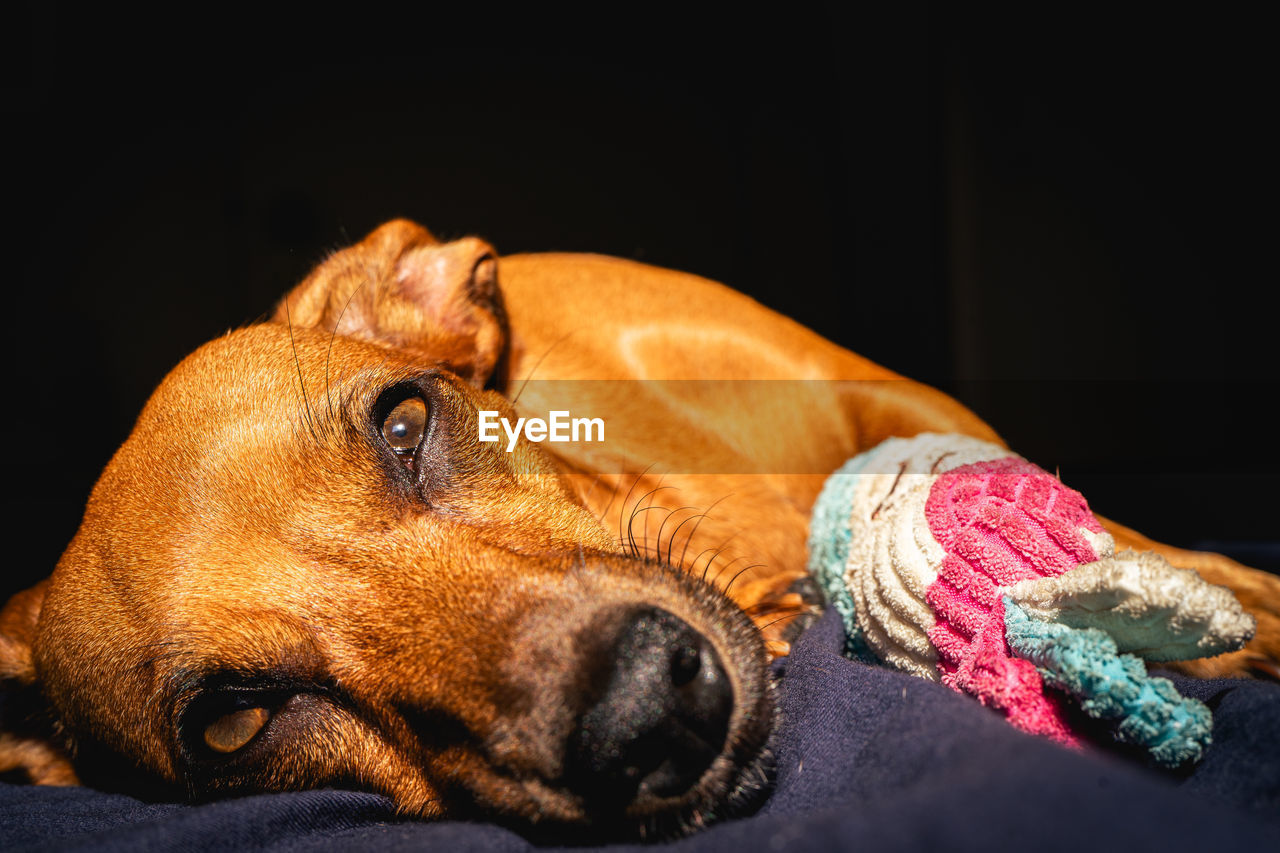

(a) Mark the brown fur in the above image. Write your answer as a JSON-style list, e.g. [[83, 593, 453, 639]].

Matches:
[[1, 219, 1276, 837]]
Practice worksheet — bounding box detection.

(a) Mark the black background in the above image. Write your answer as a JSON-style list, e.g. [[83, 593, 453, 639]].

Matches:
[[5, 4, 1276, 599]]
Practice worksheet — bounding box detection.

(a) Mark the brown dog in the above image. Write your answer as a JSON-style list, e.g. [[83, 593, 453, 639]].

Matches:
[[1, 220, 1277, 838]]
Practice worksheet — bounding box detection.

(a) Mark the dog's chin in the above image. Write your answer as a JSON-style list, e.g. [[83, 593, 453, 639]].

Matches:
[[487, 753, 776, 845], [644, 738, 776, 842], [488, 691, 779, 844], [589, 653, 779, 841]]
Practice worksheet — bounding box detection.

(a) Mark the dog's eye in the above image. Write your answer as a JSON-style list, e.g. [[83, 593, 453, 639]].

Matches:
[[382, 397, 428, 454], [203, 706, 270, 754]]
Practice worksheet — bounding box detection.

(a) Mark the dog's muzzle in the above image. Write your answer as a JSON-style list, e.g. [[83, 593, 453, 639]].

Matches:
[[564, 606, 733, 811]]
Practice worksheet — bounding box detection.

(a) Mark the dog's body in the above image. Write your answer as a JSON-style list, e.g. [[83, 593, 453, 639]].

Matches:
[[2, 220, 1277, 838]]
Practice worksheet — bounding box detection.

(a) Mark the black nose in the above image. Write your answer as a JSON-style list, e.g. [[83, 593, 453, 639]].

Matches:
[[566, 607, 734, 809]]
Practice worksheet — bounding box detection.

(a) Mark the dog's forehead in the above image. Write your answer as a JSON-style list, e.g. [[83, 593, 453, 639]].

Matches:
[[147, 323, 410, 424], [84, 324, 423, 544]]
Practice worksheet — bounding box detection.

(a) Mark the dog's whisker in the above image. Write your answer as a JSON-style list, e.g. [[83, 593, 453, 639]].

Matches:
[[699, 547, 726, 582], [709, 554, 749, 587], [510, 332, 573, 406], [285, 419, 347, 481], [563, 539, 595, 596], [757, 611, 806, 635], [636, 478, 671, 562], [595, 473, 625, 528], [721, 563, 766, 597], [624, 491, 675, 558], [620, 541, 672, 562], [577, 471, 605, 516], [324, 275, 368, 422], [665, 510, 709, 569], [615, 464, 655, 558], [741, 600, 797, 617], [625, 495, 642, 558], [283, 297, 323, 444], [655, 505, 696, 567], [698, 530, 742, 583], [675, 494, 733, 572], [622, 472, 669, 560]]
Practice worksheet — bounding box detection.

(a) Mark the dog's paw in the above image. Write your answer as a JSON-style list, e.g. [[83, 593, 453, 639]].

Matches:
[[744, 574, 825, 658]]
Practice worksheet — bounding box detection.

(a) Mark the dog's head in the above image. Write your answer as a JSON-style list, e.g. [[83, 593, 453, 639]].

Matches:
[[0, 220, 774, 840]]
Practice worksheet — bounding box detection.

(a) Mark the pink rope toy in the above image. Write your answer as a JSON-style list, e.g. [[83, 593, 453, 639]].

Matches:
[[808, 434, 1255, 765]]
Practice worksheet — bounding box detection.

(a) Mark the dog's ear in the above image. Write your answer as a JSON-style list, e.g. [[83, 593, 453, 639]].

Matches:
[[0, 581, 78, 785], [276, 219, 508, 388]]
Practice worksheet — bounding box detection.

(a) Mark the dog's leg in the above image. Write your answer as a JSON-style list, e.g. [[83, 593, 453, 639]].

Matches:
[[493, 252, 1280, 669], [0, 581, 78, 784]]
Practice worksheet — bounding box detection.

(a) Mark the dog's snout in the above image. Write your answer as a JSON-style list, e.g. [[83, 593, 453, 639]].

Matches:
[[566, 607, 733, 810]]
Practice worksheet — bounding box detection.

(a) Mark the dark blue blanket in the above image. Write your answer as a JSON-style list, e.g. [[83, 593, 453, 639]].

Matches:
[[3, 610, 1277, 851]]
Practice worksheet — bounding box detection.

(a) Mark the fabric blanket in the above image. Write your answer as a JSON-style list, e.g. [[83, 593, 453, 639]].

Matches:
[[2, 609, 1277, 852]]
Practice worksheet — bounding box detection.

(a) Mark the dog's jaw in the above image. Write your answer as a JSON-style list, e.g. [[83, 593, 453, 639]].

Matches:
[[471, 558, 778, 840]]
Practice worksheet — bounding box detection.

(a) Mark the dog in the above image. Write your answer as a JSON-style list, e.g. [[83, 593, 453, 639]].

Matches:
[[2, 219, 1277, 839]]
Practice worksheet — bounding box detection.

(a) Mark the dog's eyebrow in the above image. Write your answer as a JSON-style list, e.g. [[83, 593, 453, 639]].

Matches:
[[315, 365, 442, 424], [165, 663, 329, 706], [156, 628, 334, 713], [280, 366, 411, 451]]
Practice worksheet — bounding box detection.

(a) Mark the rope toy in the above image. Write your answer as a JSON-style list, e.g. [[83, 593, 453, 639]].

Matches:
[[808, 433, 1255, 766]]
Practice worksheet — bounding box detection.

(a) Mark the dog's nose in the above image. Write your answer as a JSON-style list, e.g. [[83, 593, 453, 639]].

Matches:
[[566, 607, 733, 809]]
